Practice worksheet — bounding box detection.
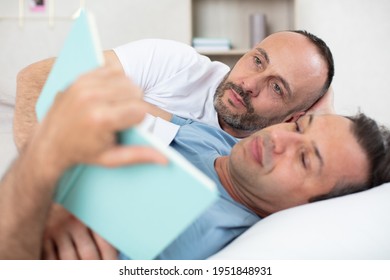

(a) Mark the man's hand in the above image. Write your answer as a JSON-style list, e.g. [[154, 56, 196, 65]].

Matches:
[[28, 66, 168, 259], [42, 204, 117, 260], [30, 65, 168, 181]]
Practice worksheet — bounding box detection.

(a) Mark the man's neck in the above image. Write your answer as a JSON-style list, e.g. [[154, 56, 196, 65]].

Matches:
[[214, 156, 268, 218], [214, 156, 247, 204]]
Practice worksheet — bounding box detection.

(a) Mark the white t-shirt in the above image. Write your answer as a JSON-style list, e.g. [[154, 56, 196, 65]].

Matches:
[[113, 39, 230, 129]]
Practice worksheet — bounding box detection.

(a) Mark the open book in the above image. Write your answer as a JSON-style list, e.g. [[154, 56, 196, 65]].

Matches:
[[35, 9, 218, 260]]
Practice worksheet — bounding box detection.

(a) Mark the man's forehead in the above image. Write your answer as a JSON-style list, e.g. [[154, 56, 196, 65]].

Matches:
[[305, 114, 351, 131], [303, 115, 368, 186], [261, 36, 325, 88], [324, 127, 368, 187], [260, 31, 307, 47]]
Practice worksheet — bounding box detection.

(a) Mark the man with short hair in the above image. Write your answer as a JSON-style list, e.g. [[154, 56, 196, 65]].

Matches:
[[14, 30, 334, 149], [124, 111, 388, 259], [28, 67, 388, 260]]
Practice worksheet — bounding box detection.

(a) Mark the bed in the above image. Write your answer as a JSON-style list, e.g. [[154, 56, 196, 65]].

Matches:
[[2, 104, 389, 260], [210, 182, 390, 259]]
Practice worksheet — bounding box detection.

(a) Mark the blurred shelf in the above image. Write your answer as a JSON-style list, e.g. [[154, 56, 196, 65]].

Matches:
[[191, 0, 294, 67]]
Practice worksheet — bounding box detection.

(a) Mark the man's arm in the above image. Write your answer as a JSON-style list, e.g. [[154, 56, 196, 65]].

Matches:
[[0, 139, 60, 259], [13, 50, 122, 151], [1, 66, 167, 259], [14, 58, 54, 151]]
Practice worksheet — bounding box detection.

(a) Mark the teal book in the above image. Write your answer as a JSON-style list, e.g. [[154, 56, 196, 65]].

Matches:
[[35, 9, 218, 260], [36, 9, 103, 121]]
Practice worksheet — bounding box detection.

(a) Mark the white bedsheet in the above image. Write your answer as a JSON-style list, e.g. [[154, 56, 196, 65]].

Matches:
[[210, 182, 390, 260]]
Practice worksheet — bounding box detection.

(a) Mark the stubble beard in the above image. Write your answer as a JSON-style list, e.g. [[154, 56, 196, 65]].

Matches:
[[213, 74, 282, 132]]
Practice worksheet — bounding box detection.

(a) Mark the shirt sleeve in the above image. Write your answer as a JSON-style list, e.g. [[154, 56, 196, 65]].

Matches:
[[113, 39, 200, 91]]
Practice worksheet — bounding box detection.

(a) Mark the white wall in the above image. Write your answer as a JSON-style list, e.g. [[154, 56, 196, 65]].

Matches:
[[0, 0, 191, 105], [1, 0, 390, 176], [0, 0, 191, 176], [295, 0, 390, 127]]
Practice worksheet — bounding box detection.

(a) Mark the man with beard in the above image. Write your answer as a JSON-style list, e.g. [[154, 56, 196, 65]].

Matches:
[[14, 30, 334, 149], [4, 67, 387, 259], [12, 30, 335, 259], [28, 67, 388, 260]]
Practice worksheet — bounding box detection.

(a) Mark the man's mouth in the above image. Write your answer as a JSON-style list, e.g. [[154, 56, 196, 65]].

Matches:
[[228, 88, 246, 108], [251, 136, 263, 166]]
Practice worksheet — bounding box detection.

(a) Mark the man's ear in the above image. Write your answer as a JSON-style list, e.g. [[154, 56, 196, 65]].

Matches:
[[283, 111, 306, 123], [307, 86, 335, 115]]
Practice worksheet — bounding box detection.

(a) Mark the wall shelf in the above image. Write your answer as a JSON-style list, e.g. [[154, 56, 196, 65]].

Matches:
[[191, 0, 295, 67]]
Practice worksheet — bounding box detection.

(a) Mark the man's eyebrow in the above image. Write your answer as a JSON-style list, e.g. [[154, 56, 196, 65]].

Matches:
[[308, 115, 324, 170], [255, 48, 270, 64]]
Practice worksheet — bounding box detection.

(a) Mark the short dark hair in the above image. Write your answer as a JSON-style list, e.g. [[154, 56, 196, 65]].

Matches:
[[291, 30, 335, 108], [309, 113, 390, 203]]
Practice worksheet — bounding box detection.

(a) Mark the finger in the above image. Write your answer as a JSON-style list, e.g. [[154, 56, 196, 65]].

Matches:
[[73, 230, 100, 260], [84, 102, 148, 135], [92, 232, 118, 260], [103, 102, 149, 131], [94, 146, 168, 167], [42, 239, 58, 260], [56, 232, 79, 260], [65, 217, 101, 260], [74, 234, 100, 260]]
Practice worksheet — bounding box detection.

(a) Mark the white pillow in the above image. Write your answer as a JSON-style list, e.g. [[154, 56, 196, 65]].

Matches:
[[210, 183, 390, 259]]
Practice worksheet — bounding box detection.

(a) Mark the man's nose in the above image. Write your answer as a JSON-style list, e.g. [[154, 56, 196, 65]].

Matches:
[[270, 129, 303, 155], [241, 74, 263, 97]]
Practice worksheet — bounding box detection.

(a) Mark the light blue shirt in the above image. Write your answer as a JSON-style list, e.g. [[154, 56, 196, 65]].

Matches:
[[120, 116, 260, 259]]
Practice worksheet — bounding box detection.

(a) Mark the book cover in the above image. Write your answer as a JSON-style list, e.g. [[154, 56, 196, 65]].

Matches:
[[35, 9, 218, 260], [36, 9, 103, 121]]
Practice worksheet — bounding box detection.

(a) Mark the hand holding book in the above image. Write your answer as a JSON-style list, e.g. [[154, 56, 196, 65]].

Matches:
[[36, 9, 218, 260], [38, 66, 167, 172]]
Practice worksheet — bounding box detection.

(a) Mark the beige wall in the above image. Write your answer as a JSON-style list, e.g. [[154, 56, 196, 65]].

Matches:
[[0, 0, 191, 105], [0, 0, 191, 176], [295, 0, 390, 127], [1, 0, 390, 176]]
